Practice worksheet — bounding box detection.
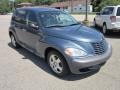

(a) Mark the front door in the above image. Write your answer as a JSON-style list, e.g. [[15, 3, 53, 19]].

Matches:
[[22, 11, 43, 52]]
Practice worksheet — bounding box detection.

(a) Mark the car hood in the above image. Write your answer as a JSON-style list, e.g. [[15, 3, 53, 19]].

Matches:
[[44, 25, 103, 42]]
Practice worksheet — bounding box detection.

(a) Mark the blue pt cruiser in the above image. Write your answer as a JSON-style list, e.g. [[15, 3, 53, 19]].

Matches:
[[9, 7, 112, 77]]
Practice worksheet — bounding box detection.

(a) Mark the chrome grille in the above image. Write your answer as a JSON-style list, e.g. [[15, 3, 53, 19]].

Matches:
[[92, 41, 106, 55]]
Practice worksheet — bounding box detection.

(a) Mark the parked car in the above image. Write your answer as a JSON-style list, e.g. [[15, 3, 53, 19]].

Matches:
[[9, 7, 112, 77], [7, 13, 13, 15], [94, 5, 120, 34]]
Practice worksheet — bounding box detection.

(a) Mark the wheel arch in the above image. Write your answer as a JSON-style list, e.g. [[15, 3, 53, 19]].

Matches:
[[44, 47, 63, 62], [103, 22, 107, 26], [9, 31, 13, 37], [44, 47, 70, 74]]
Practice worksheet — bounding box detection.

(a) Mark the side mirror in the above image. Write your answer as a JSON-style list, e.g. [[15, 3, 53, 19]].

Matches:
[[29, 23, 39, 30], [96, 12, 100, 15]]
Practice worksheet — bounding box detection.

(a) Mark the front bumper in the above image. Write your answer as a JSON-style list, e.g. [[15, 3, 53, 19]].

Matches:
[[67, 45, 112, 74]]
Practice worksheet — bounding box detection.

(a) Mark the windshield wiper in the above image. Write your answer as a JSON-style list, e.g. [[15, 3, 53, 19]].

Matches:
[[68, 23, 80, 26], [45, 23, 80, 28], [45, 25, 65, 28]]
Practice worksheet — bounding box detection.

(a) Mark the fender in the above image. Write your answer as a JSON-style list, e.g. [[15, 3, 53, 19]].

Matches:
[[36, 36, 83, 59], [9, 26, 19, 44]]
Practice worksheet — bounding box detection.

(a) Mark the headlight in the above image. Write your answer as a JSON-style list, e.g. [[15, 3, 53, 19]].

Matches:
[[64, 48, 87, 57]]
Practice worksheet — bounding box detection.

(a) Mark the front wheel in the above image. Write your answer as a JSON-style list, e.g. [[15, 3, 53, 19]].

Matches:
[[47, 50, 69, 77]]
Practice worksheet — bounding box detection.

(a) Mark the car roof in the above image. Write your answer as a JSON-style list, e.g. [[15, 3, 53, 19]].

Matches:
[[105, 6, 116, 8], [16, 7, 60, 12], [105, 5, 120, 8]]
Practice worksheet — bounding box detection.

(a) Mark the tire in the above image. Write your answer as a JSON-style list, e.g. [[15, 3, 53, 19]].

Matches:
[[93, 19, 97, 27], [47, 50, 69, 77], [10, 34, 20, 48], [102, 24, 109, 35]]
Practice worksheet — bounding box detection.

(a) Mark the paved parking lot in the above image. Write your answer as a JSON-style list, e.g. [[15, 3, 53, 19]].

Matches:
[[0, 15, 120, 90]]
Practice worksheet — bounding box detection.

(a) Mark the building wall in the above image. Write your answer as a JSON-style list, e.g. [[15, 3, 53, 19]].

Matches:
[[60, 5, 93, 13]]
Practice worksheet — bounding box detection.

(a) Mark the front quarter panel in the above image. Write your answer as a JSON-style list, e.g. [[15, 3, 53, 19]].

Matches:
[[36, 36, 82, 58]]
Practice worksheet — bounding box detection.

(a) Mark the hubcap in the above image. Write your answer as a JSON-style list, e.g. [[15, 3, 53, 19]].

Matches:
[[49, 55, 63, 74], [11, 35, 16, 47]]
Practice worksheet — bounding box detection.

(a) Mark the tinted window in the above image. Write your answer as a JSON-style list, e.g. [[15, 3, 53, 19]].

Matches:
[[27, 12, 38, 25], [12, 10, 27, 24], [117, 7, 120, 16], [101, 7, 114, 15], [12, 11, 17, 21]]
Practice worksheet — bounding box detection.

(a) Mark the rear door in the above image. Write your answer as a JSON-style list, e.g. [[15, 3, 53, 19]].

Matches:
[[13, 9, 27, 44]]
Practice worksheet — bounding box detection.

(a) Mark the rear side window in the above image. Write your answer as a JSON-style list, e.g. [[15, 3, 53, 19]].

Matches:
[[12, 9, 27, 24], [101, 7, 114, 15], [117, 7, 120, 16]]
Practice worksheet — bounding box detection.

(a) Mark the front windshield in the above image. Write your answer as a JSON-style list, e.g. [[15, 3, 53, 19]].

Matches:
[[39, 11, 79, 28]]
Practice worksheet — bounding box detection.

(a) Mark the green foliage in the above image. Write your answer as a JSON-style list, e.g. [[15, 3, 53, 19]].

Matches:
[[0, 0, 11, 13], [91, 0, 120, 12], [0, 0, 58, 13], [15, 0, 36, 3]]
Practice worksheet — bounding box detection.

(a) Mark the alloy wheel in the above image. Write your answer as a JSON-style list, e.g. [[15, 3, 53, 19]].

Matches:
[[49, 54, 63, 74], [103, 24, 107, 34], [11, 35, 16, 47]]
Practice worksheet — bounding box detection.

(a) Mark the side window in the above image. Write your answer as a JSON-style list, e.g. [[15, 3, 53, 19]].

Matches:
[[12, 11, 17, 22], [101, 7, 114, 15], [27, 12, 38, 25], [117, 7, 120, 16], [13, 10, 27, 24]]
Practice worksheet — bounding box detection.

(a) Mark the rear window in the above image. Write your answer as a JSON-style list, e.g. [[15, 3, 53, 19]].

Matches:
[[12, 9, 27, 24], [101, 7, 114, 15], [117, 7, 120, 16]]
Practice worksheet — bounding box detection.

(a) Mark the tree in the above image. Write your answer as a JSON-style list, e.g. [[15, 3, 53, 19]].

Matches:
[[91, 0, 101, 12], [91, 0, 120, 12], [0, 0, 10, 13]]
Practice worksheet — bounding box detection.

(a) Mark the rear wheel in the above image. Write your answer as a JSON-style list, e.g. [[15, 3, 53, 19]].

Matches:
[[93, 19, 97, 27], [47, 50, 69, 77], [10, 34, 20, 48], [102, 24, 109, 35]]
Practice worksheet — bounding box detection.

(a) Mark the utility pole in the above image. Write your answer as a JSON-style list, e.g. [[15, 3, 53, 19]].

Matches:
[[71, 0, 73, 13], [85, 0, 88, 21], [83, 0, 89, 26]]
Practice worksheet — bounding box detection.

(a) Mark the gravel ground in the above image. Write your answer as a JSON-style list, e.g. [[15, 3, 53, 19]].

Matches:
[[0, 15, 120, 90]]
